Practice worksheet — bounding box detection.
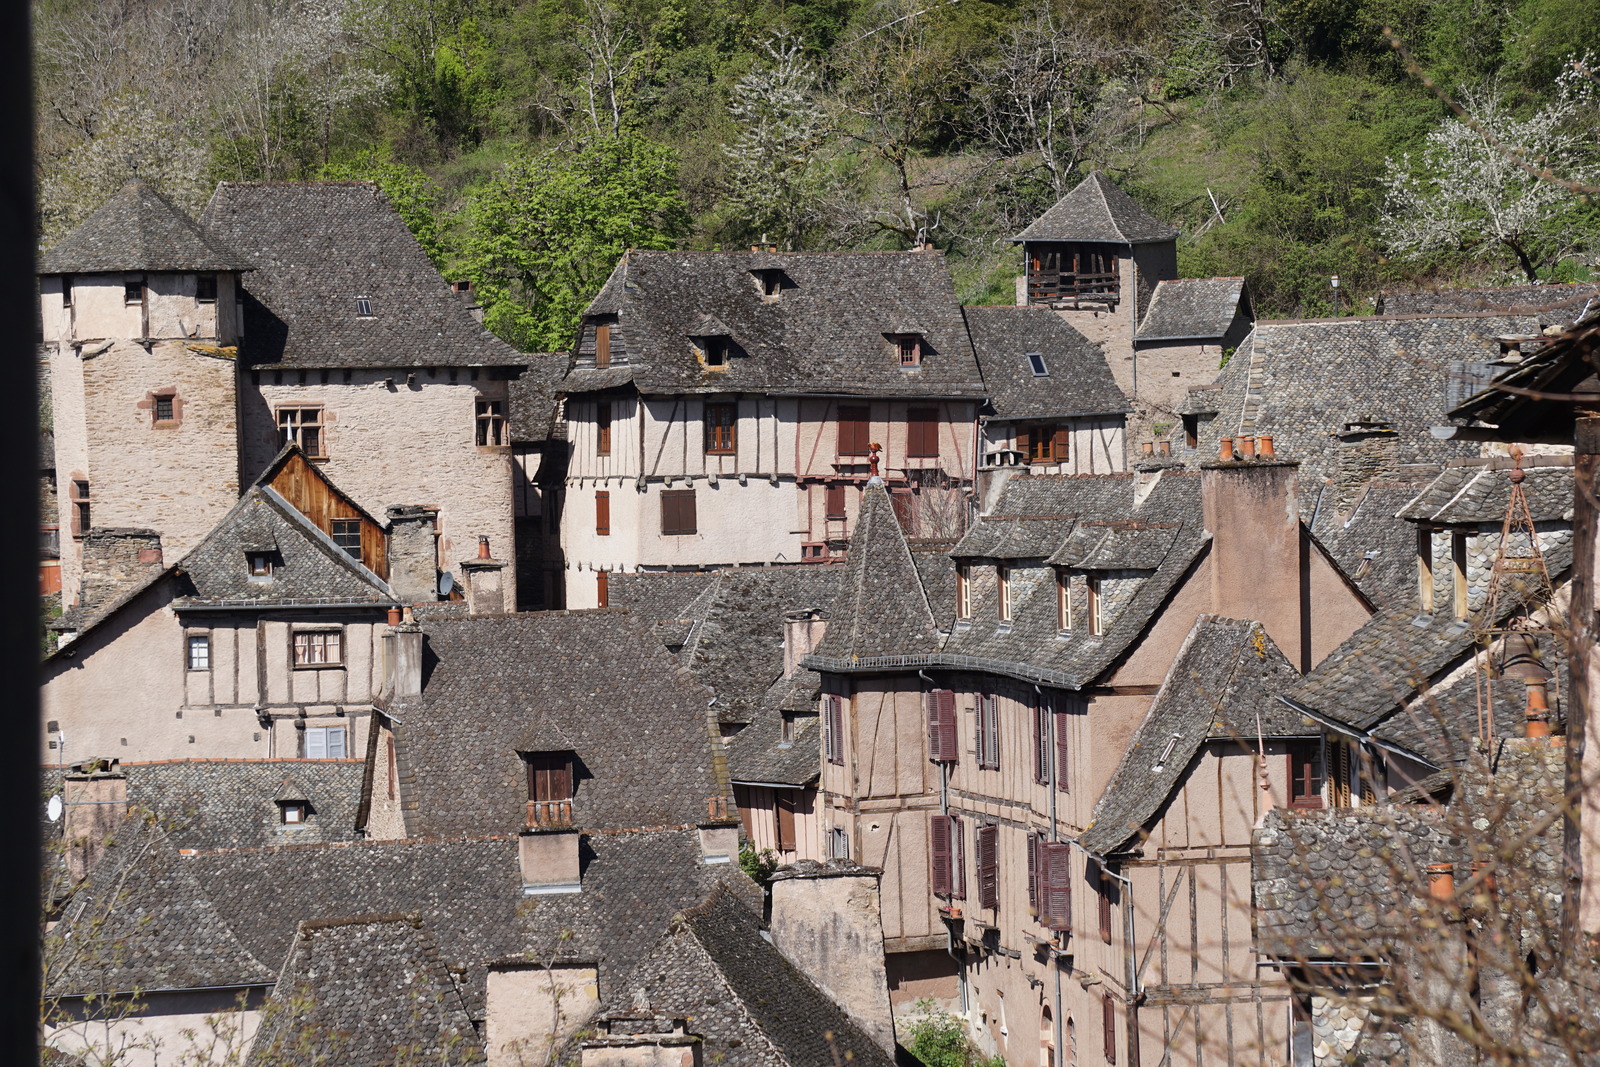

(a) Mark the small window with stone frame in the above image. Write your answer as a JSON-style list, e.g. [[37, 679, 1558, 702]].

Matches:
[[124, 276, 144, 305], [278, 407, 325, 458], [196, 274, 218, 303], [247, 552, 275, 579], [476, 398, 507, 447], [153, 394, 175, 423]]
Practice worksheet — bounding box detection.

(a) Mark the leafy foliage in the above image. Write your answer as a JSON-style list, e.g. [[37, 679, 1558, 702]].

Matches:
[[904, 1000, 1006, 1067], [738, 842, 780, 883]]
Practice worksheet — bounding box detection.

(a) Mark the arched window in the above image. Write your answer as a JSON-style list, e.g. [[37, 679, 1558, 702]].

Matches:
[[1040, 1006, 1054, 1067]]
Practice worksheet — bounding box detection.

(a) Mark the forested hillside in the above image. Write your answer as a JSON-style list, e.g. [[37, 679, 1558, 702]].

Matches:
[[34, 0, 1600, 351]]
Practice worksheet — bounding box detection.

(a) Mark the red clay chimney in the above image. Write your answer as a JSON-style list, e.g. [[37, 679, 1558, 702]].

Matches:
[[1239, 435, 1257, 458], [478, 535, 491, 560], [1426, 863, 1455, 901], [1525, 680, 1553, 738], [1219, 437, 1235, 462], [1258, 435, 1275, 458]]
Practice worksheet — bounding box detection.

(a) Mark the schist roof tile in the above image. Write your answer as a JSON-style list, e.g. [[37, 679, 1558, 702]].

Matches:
[[508, 351, 570, 442], [1134, 278, 1247, 342], [115, 759, 366, 851], [202, 182, 524, 370], [1081, 617, 1304, 857], [569, 250, 984, 398], [246, 915, 483, 1065], [1012, 172, 1179, 244], [811, 484, 941, 660], [1377, 282, 1600, 326], [40, 179, 251, 275], [617, 884, 894, 1067], [387, 611, 730, 838], [726, 710, 819, 788], [1310, 478, 1438, 612], [1398, 463, 1574, 525], [962, 305, 1129, 420]]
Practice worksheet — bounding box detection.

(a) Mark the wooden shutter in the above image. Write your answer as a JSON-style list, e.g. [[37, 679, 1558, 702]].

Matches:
[[1097, 866, 1113, 943], [838, 406, 870, 456], [1054, 709, 1071, 792], [1027, 833, 1039, 909], [825, 485, 847, 520], [596, 570, 609, 608], [977, 824, 999, 910], [1052, 426, 1070, 462], [927, 689, 959, 762], [1033, 702, 1050, 784], [930, 814, 952, 896], [825, 695, 845, 766], [907, 408, 938, 458], [1103, 994, 1117, 1065], [1043, 843, 1072, 931], [526, 752, 574, 802], [1288, 743, 1324, 809], [951, 815, 967, 899], [1015, 426, 1031, 458], [662, 491, 697, 535], [981, 695, 1000, 770], [775, 791, 798, 851], [595, 491, 610, 535], [1333, 740, 1352, 808], [597, 402, 612, 455], [595, 323, 611, 367]]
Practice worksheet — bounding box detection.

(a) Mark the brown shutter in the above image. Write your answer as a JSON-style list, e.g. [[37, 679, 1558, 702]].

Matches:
[[1044, 843, 1073, 931], [597, 570, 609, 608], [977, 824, 999, 909], [825, 485, 847, 519], [984, 695, 1000, 770], [1015, 426, 1031, 458], [890, 490, 913, 531], [595, 491, 610, 535], [826, 696, 845, 766], [927, 690, 953, 762], [1053, 426, 1070, 462], [1034, 702, 1050, 784], [951, 815, 967, 899], [973, 696, 985, 769], [776, 791, 798, 851], [597, 402, 612, 455], [1028, 833, 1039, 910], [1054, 709, 1070, 792], [595, 323, 611, 367], [682, 491, 697, 534], [936, 690, 958, 762], [908, 408, 938, 458], [1098, 866, 1113, 943], [930, 814, 952, 896], [1103, 994, 1117, 1065], [838, 406, 870, 456]]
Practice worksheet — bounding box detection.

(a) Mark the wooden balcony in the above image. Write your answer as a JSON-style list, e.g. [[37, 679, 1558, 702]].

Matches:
[[526, 798, 574, 828], [1027, 270, 1119, 306]]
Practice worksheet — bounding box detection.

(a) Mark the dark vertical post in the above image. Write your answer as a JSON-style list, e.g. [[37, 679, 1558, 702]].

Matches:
[[1570, 407, 1599, 941], [0, 3, 38, 1062]]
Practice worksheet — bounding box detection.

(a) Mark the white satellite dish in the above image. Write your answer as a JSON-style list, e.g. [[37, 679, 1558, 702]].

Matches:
[[46, 795, 63, 822], [438, 571, 455, 597]]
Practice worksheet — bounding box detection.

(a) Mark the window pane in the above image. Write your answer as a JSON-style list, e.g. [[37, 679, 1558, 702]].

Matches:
[[187, 635, 210, 671], [331, 519, 362, 558], [326, 726, 346, 758]]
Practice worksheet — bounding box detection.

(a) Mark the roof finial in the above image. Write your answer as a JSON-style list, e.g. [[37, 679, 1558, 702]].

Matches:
[[868, 443, 882, 479]]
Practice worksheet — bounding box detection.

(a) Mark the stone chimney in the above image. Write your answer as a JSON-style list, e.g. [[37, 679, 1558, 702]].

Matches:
[[460, 536, 508, 616], [1200, 457, 1309, 671], [62, 758, 128, 882], [697, 823, 738, 865], [520, 826, 582, 895], [768, 860, 895, 1053], [581, 1019, 701, 1067], [75, 528, 163, 611], [385, 505, 440, 604], [383, 619, 424, 701], [782, 609, 828, 680]]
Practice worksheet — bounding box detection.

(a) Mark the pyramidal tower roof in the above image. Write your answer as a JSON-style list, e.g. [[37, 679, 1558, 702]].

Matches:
[[1012, 171, 1179, 245], [813, 481, 940, 659], [40, 179, 252, 275]]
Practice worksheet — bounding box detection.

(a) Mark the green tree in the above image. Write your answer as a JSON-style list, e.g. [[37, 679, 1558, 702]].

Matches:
[[460, 133, 689, 351]]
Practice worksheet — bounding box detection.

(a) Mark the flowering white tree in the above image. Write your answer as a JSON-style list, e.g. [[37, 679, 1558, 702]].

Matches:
[[1380, 73, 1599, 282]]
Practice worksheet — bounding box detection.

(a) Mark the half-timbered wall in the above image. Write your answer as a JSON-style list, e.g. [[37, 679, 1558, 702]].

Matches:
[[979, 417, 1127, 477], [734, 783, 822, 864]]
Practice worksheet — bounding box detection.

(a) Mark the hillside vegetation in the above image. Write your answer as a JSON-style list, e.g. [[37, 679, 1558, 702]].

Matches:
[[34, 0, 1600, 350]]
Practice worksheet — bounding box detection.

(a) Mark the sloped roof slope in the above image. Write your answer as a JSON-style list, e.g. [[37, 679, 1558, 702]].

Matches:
[[1135, 278, 1246, 342], [1399, 463, 1573, 524], [1012, 172, 1179, 244], [569, 251, 984, 397], [247, 915, 482, 1066], [40, 179, 251, 275], [964, 305, 1129, 420], [1081, 617, 1303, 856], [116, 759, 365, 851], [1377, 283, 1599, 325], [811, 484, 940, 660], [388, 611, 729, 837], [1310, 478, 1437, 612], [203, 182, 524, 369]]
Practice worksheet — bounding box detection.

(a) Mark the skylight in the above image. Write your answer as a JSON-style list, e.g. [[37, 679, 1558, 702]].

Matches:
[[356, 297, 373, 317], [1027, 352, 1048, 376]]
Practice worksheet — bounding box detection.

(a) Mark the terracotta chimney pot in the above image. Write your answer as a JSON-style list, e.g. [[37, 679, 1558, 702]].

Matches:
[[1141, 441, 1154, 456], [1239, 435, 1257, 458], [1219, 437, 1235, 462], [386, 606, 402, 627], [1258, 435, 1275, 457], [1159, 440, 1171, 457], [478, 535, 491, 560], [1525, 680, 1553, 738], [1426, 863, 1455, 901]]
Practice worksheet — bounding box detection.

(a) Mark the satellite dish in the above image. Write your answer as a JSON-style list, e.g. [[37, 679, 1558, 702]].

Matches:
[[437, 571, 455, 597], [46, 795, 62, 822]]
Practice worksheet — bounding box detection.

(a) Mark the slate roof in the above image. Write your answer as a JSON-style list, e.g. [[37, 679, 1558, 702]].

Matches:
[[909, 541, 959, 624], [1134, 278, 1246, 342], [1446, 308, 1600, 440], [116, 759, 366, 851], [810, 483, 941, 660], [962, 305, 1129, 420], [725, 710, 819, 787], [1309, 477, 1437, 612], [384, 611, 730, 838], [1193, 315, 1539, 513], [39, 179, 251, 275], [1011, 172, 1179, 244], [1398, 463, 1574, 525], [247, 915, 483, 1066], [1080, 617, 1304, 857], [1377, 283, 1599, 325], [569, 251, 985, 398], [174, 485, 397, 608], [509, 352, 570, 442], [50, 822, 752, 1020], [616, 883, 895, 1067], [202, 182, 524, 370], [607, 571, 722, 651]]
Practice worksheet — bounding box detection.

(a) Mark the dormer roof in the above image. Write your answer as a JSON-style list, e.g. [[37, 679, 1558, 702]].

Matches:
[[39, 179, 252, 275], [1012, 171, 1179, 245], [1135, 278, 1249, 342]]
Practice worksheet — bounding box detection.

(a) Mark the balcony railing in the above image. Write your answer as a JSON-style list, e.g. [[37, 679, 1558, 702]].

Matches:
[[526, 798, 574, 828], [1027, 271, 1119, 305]]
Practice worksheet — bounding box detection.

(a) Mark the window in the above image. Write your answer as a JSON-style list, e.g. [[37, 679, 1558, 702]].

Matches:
[[293, 630, 343, 667], [247, 552, 275, 578], [907, 408, 939, 458], [1331, 738, 1353, 809], [956, 563, 971, 619], [1027, 352, 1048, 376], [1287, 742, 1324, 810], [196, 274, 217, 303], [951, 815, 967, 899], [596, 402, 612, 456], [70, 480, 91, 539], [187, 634, 210, 671], [330, 518, 362, 559], [932, 814, 956, 896], [597, 569, 609, 608], [278, 407, 325, 458], [824, 694, 845, 766], [524, 751, 575, 802], [386, 736, 397, 800], [1028, 831, 1043, 910], [1022, 425, 1069, 464], [1033, 699, 1051, 784], [124, 276, 144, 305], [661, 490, 697, 535], [594, 322, 612, 368], [1183, 414, 1199, 450], [595, 491, 611, 536], [977, 694, 1000, 770], [1087, 575, 1102, 636], [153, 394, 175, 423], [977, 823, 999, 909], [893, 334, 922, 367], [926, 688, 958, 762], [356, 296, 374, 317], [304, 725, 347, 759], [476, 399, 507, 446], [1452, 531, 1469, 619], [1102, 994, 1117, 1065], [696, 337, 728, 367], [1056, 572, 1071, 630], [828, 826, 850, 860], [61, 276, 73, 307], [1054, 708, 1071, 792], [997, 566, 1012, 622], [753, 269, 784, 299], [780, 715, 795, 744], [1096, 865, 1114, 943], [825, 486, 848, 521], [837, 406, 871, 456], [281, 802, 307, 824], [1040, 842, 1072, 931], [705, 403, 737, 454]]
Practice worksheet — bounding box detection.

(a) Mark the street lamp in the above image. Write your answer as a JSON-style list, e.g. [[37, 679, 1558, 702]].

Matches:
[[1330, 274, 1341, 317]]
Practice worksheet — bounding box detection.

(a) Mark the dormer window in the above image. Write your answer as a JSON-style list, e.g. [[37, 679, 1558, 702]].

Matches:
[[196, 275, 217, 303], [280, 801, 307, 825], [1028, 352, 1048, 376], [524, 750, 577, 826], [752, 269, 785, 300], [594, 321, 612, 367], [695, 337, 729, 368], [355, 296, 374, 317], [247, 552, 275, 579], [891, 334, 922, 367]]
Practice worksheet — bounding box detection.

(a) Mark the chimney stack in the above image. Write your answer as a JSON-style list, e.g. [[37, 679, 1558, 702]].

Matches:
[[460, 537, 507, 616], [581, 1019, 701, 1067], [1201, 458, 1310, 671], [385, 505, 440, 603], [782, 609, 828, 679], [384, 619, 424, 700], [768, 860, 896, 1053], [62, 759, 127, 882], [520, 826, 583, 895], [76, 528, 164, 612]]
